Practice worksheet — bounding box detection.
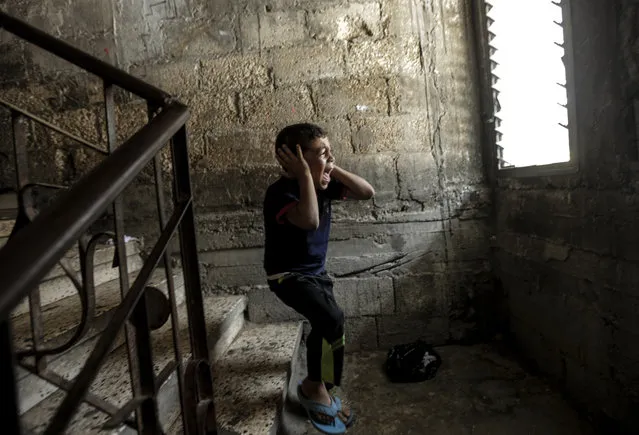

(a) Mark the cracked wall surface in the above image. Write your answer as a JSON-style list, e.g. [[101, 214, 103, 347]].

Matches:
[[494, 0, 639, 431], [0, 0, 493, 347]]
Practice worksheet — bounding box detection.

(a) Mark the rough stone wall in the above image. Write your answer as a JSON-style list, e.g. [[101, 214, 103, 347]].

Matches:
[[494, 0, 639, 431], [0, 0, 493, 348]]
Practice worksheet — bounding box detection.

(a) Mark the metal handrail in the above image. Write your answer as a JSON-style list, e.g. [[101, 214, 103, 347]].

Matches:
[[0, 11, 217, 434], [0, 11, 171, 107], [0, 103, 189, 320], [0, 97, 108, 155]]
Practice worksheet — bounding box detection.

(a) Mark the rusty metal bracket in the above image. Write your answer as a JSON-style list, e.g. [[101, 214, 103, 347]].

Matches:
[[184, 359, 217, 435]]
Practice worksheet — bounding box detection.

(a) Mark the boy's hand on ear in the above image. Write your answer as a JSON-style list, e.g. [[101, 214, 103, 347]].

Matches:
[[276, 145, 311, 180]]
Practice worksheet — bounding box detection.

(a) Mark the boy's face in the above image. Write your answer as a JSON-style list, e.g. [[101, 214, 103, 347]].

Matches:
[[303, 137, 335, 190]]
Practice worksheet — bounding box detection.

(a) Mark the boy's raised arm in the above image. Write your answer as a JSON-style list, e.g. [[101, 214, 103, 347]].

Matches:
[[331, 166, 375, 200], [277, 145, 320, 230]]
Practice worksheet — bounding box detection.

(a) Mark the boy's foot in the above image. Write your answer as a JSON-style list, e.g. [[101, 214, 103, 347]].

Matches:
[[302, 380, 353, 427], [297, 383, 346, 434], [301, 378, 332, 406], [334, 399, 353, 427], [327, 387, 354, 427]]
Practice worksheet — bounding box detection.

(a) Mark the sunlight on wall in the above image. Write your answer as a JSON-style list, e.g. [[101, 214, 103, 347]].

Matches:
[[489, 0, 570, 168]]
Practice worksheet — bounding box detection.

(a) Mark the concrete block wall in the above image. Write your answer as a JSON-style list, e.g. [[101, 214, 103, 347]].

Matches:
[[494, 0, 639, 431], [0, 0, 493, 348]]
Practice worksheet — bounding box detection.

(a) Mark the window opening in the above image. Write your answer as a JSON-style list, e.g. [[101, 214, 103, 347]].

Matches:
[[487, 0, 571, 169]]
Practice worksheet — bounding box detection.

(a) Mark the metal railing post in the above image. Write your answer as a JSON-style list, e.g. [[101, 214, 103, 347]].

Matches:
[[0, 320, 22, 435], [148, 103, 189, 433], [171, 126, 218, 433], [11, 112, 47, 373], [104, 82, 148, 431]]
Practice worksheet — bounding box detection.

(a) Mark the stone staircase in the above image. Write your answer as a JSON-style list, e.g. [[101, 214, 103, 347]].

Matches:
[[1, 217, 303, 434]]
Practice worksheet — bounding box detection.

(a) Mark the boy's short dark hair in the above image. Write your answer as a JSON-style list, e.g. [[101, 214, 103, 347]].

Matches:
[[275, 123, 327, 154]]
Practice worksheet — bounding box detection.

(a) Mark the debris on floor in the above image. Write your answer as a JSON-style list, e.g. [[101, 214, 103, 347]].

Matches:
[[343, 344, 595, 435]]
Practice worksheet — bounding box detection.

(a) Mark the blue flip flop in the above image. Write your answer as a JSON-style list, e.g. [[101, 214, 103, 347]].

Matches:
[[297, 384, 346, 434], [331, 395, 355, 428]]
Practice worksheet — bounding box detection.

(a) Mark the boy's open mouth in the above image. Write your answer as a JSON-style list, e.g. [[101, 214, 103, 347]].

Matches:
[[322, 168, 333, 183]]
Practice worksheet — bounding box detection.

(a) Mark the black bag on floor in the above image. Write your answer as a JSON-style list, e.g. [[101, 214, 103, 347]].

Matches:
[[384, 340, 442, 383]]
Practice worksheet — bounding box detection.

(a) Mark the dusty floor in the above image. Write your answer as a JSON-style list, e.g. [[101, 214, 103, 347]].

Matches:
[[337, 344, 596, 435]]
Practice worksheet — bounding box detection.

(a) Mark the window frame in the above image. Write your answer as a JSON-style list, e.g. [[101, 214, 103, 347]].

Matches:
[[476, 0, 580, 179]]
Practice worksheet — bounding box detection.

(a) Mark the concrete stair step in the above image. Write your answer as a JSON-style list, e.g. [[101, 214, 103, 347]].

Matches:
[[19, 387, 136, 434], [0, 218, 140, 278], [19, 292, 247, 433], [42, 238, 142, 282], [12, 245, 143, 318], [16, 267, 187, 418], [163, 322, 302, 435], [166, 418, 236, 435], [0, 218, 15, 239], [12, 268, 184, 356], [17, 332, 129, 420], [280, 322, 315, 435], [214, 322, 302, 435], [0, 219, 139, 266], [153, 294, 248, 430]]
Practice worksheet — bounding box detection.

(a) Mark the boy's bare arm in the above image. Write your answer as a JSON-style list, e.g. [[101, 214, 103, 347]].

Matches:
[[287, 172, 319, 230], [276, 145, 320, 230], [331, 166, 375, 200]]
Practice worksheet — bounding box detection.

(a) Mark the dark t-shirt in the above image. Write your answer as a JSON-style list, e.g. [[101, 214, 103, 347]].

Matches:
[[263, 177, 346, 276]]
